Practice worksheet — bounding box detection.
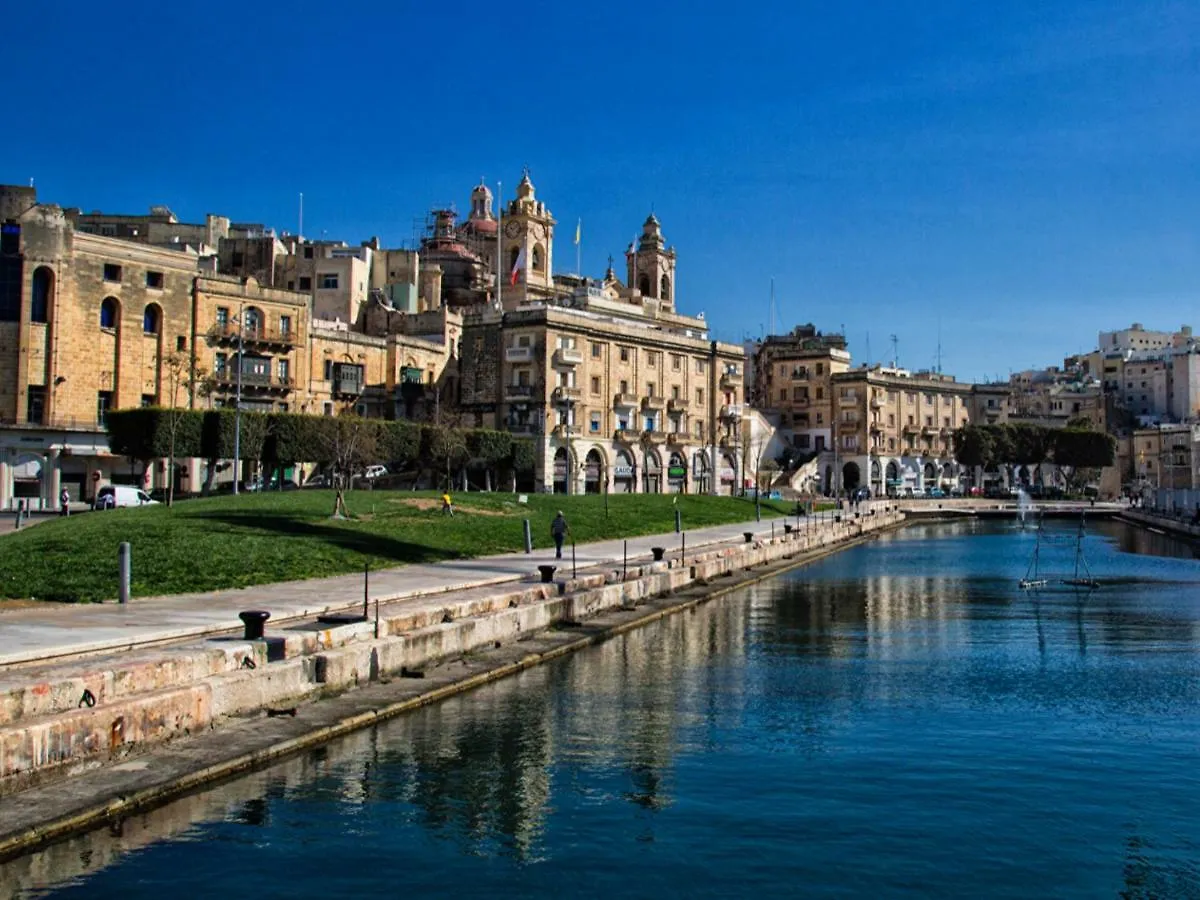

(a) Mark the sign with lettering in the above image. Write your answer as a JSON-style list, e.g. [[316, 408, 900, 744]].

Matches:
[[613, 465, 634, 477]]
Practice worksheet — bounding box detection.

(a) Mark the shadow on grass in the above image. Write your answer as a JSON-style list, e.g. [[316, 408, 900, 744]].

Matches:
[[190, 511, 466, 565]]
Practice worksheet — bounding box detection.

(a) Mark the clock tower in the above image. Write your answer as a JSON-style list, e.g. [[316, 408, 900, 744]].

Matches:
[[625, 213, 677, 312], [501, 170, 555, 306]]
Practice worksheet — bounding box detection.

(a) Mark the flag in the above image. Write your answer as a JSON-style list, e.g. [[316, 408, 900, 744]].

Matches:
[[509, 245, 526, 286], [574, 219, 581, 245]]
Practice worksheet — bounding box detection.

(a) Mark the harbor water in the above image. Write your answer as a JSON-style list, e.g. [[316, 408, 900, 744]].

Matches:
[[7, 518, 1200, 898]]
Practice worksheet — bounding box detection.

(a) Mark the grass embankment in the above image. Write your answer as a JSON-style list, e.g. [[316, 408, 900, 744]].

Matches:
[[0, 491, 797, 603]]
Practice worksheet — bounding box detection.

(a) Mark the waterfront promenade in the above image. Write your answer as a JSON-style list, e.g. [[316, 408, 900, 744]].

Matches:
[[0, 511, 842, 668]]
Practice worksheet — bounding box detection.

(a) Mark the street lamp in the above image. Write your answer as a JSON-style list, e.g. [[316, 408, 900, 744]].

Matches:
[[232, 304, 244, 494]]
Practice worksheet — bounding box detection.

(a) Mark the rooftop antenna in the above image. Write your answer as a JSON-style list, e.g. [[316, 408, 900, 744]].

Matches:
[[889, 334, 899, 369], [768, 277, 776, 336]]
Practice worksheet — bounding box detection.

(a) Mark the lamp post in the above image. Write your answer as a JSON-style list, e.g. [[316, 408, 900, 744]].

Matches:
[[232, 303, 244, 495]]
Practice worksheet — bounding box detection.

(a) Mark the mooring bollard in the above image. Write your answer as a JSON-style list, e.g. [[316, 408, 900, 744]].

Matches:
[[118, 541, 131, 604], [523, 518, 533, 554], [784, 523, 794, 535], [651, 546, 666, 561], [674, 508, 681, 533], [743, 532, 753, 544], [537, 565, 557, 584], [239, 609, 271, 640]]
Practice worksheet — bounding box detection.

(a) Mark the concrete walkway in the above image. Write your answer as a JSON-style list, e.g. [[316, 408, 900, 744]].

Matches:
[[0, 512, 846, 668]]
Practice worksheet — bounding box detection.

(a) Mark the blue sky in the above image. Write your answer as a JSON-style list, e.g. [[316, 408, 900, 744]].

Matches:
[[3, 0, 1196, 381]]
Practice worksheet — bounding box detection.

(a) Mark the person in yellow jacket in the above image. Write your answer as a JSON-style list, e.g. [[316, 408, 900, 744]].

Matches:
[[441, 492, 454, 516]]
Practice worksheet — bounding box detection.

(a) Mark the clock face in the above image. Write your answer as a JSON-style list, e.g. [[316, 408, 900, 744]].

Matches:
[[532, 223, 545, 239], [504, 221, 522, 238]]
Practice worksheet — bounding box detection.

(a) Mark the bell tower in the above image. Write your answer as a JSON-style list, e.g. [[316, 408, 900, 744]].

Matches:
[[501, 170, 555, 302], [625, 213, 677, 311]]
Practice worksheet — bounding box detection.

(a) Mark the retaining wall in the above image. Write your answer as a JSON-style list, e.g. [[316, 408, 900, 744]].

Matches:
[[0, 511, 902, 795]]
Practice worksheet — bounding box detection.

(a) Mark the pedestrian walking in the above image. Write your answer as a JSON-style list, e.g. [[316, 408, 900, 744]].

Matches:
[[59, 487, 70, 517], [551, 510, 569, 559], [441, 492, 454, 516]]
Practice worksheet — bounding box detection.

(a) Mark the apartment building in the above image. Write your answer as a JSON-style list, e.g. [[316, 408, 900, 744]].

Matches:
[[459, 285, 743, 495], [0, 185, 457, 508]]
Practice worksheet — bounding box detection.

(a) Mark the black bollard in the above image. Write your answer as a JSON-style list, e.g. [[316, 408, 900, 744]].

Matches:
[[744, 532, 753, 544], [523, 518, 533, 554], [239, 610, 271, 640], [537, 565, 557, 584], [363, 562, 370, 619], [651, 546, 666, 561], [674, 508, 681, 533]]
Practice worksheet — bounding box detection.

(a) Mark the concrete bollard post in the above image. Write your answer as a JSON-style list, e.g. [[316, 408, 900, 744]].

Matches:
[[623, 539, 628, 581], [118, 542, 131, 604], [674, 508, 681, 533], [13, 500, 22, 530], [523, 518, 533, 554], [572, 541, 577, 579], [363, 562, 370, 619]]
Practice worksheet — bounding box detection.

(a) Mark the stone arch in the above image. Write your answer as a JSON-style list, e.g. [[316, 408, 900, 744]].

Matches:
[[692, 449, 710, 494], [823, 464, 833, 495], [660, 274, 670, 303], [721, 451, 738, 495], [923, 462, 937, 482], [613, 447, 637, 493], [532, 243, 545, 272], [100, 296, 119, 329], [667, 450, 687, 493], [638, 274, 651, 296], [143, 302, 162, 335], [843, 461, 861, 491], [584, 447, 605, 494], [552, 445, 577, 494], [644, 448, 663, 493], [885, 459, 900, 496], [30, 266, 53, 324], [870, 457, 882, 484]]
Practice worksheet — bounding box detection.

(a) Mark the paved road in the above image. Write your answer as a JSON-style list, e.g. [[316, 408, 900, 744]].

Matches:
[[0, 512, 844, 668]]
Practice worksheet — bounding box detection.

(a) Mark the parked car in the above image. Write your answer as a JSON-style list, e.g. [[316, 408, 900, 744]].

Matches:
[[359, 465, 388, 481], [927, 487, 946, 498], [302, 474, 329, 488], [94, 485, 158, 510]]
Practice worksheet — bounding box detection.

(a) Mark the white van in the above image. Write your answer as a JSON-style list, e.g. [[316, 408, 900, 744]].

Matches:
[[94, 485, 159, 510]]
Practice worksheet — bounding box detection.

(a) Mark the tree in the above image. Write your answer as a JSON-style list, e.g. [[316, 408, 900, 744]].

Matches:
[[466, 428, 513, 491], [316, 416, 379, 517], [953, 425, 992, 470], [199, 410, 267, 495], [421, 425, 469, 490], [1053, 428, 1116, 492], [161, 352, 210, 506], [107, 408, 201, 490]]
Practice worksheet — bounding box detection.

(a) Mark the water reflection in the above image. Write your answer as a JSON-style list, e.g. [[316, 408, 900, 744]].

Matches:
[[7, 519, 1200, 898]]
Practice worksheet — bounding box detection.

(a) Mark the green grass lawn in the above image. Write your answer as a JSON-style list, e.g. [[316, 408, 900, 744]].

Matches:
[[0, 490, 801, 603]]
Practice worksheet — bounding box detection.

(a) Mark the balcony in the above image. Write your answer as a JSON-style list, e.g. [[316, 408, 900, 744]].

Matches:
[[551, 424, 580, 440], [902, 422, 920, 434], [613, 429, 638, 444], [213, 371, 294, 393], [208, 323, 295, 350], [922, 425, 939, 436], [838, 393, 859, 407], [505, 346, 534, 363], [641, 430, 668, 445], [666, 431, 686, 447], [399, 365, 424, 386], [719, 371, 743, 390], [505, 383, 535, 402], [791, 397, 810, 408], [552, 347, 584, 367], [870, 394, 885, 408], [334, 376, 363, 397], [869, 421, 884, 433], [641, 395, 666, 412], [507, 421, 538, 436], [552, 386, 582, 405], [720, 403, 743, 420], [667, 397, 687, 413], [613, 392, 638, 408]]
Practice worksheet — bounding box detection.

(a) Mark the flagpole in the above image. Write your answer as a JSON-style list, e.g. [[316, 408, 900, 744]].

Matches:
[[576, 218, 581, 277], [496, 180, 502, 309]]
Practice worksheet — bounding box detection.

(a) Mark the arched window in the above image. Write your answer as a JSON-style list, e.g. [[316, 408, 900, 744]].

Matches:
[[660, 274, 671, 303], [243, 307, 262, 333], [30, 267, 53, 324], [143, 304, 160, 334], [100, 297, 118, 329], [532, 244, 544, 272], [638, 274, 651, 296]]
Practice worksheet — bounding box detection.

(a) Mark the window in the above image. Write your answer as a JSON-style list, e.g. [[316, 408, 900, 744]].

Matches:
[[620, 346, 630, 362], [671, 354, 682, 372], [696, 359, 705, 374], [26, 386, 46, 425], [661, 275, 671, 303], [943, 417, 950, 427], [532, 245, 543, 271], [696, 388, 703, 405], [887, 413, 895, 426], [779, 389, 786, 402], [906, 393, 915, 405], [100, 297, 118, 329], [280, 315, 292, 336], [644, 415, 656, 431], [287, 281, 295, 291], [323, 360, 333, 380], [320, 273, 338, 290], [30, 267, 52, 323], [231, 252, 245, 269], [815, 363, 824, 376], [244, 308, 261, 332], [591, 376, 601, 394], [797, 434, 811, 449], [146, 271, 164, 289], [619, 379, 628, 394], [103, 263, 122, 283], [816, 413, 823, 424], [672, 385, 681, 400], [97, 391, 114, 426], [143, 305, 160, 334], [304, 247, 314, 259], [277, 359, 290, 382], [141, 394, 155, 407], [176, 336, 186, 351], [590, 412, 601, 433], [815, 387, 823, 400], [214, 353, 227, 375], [299, 276, 312, 291], [925, 416, 933, 427], [323, 401, 333, 415], [647, 382, 656, 397], [647, 351, 657, 367], [216, 307, 229, 326], [591, 342, 602, 358]]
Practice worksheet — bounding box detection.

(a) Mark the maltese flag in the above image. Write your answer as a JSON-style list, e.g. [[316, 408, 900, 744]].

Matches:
[[510, 246, 527, 286]]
